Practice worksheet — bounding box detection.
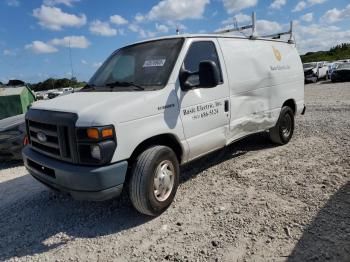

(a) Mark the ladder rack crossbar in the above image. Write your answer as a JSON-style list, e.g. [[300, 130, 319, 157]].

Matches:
[[215, 25, 253, 34], [213, 13, 294, 44], [261, 30, 291, 39]]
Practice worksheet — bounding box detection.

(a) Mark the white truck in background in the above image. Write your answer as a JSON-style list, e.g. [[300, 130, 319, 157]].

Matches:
[[23, 16, 305, 216], [303, 61, 328, 83]]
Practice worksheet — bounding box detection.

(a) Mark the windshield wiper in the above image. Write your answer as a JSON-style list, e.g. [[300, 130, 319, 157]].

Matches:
[[106, 81, 144, 90]]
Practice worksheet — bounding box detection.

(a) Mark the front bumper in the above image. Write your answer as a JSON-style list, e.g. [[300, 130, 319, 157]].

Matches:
[[22, 146, 128, 201], [305, 75, 317, 82]]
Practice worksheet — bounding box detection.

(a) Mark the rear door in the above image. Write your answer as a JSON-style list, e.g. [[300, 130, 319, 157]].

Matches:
[[177, 38, 230, 161]]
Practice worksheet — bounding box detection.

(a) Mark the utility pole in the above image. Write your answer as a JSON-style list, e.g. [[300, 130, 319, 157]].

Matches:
[[69, 40, 74, 80]]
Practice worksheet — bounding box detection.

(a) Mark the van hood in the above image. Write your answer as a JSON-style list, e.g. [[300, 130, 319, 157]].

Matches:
[[31, 90, 178, 126]]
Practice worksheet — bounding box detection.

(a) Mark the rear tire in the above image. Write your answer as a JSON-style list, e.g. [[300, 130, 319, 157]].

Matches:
[[269, 106, 295, 145], [129, 146, 179, 216]]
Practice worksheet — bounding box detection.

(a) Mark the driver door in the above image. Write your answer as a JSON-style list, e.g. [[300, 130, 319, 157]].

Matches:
[[178, 39, 230, 161]]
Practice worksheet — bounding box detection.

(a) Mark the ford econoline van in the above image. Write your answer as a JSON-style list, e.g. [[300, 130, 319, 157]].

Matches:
[[23, 34, 304, 216]]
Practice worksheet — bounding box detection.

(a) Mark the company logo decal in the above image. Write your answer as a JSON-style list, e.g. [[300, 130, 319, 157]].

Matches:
[[37, 132, 47, 143], [272, 46, 282, 61]]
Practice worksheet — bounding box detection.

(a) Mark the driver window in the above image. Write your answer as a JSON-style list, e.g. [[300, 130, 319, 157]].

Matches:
[[112, 55, 135, 81], [183, 41, 223, 86]]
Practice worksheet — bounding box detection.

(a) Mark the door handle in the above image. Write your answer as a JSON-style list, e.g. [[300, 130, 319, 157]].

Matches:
[[224, 100, 229, 112]]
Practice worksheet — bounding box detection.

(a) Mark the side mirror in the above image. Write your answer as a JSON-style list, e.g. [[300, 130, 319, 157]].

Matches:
[[198, 60, 220, 88], [179, 60, 220, 90]]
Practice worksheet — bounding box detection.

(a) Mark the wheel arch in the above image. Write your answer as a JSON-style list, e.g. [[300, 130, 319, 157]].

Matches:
[[128, 133, 184, 166], [282, 99, 296, 115]]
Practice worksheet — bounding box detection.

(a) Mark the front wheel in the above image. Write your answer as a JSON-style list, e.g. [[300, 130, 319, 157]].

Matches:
[[269, 106, 295, 145], [129, 146, 179, 216]]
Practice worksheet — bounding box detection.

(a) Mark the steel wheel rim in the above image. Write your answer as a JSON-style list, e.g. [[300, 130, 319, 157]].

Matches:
[[153, 160, 175, 202], [281, 113, 292, 137]]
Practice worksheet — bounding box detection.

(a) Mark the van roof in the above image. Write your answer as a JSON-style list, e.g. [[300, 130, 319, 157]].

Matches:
[[128, 33, 293, 47]]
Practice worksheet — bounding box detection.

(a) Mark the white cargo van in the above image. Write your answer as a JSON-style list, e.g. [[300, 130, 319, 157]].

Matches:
[[23, 28, 305, 215]]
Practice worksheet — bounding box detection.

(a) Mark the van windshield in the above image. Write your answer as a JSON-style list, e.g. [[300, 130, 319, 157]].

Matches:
[[86, 38, 184, 91]]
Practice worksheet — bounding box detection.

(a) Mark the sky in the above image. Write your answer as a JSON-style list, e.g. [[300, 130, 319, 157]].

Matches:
[[0, 0, 349, 83]]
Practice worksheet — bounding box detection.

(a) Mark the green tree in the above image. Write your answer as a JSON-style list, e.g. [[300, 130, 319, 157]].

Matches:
[[301, 43, 350, 63]]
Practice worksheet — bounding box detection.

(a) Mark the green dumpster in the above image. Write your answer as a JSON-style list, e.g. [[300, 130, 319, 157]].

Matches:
[[0, 86, 36, 120]]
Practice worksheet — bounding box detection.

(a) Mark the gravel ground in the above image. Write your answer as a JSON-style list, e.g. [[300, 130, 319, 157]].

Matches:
[[0, 81, 349, 262]]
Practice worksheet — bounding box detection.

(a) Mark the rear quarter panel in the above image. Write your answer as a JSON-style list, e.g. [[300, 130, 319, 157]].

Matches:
[[218, 38, 304, 142]]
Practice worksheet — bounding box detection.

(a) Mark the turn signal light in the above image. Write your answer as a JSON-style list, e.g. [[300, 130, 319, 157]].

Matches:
[[87, 128, 99, 139], [102, 128, 113, 138], [86, 127, 114, 140]]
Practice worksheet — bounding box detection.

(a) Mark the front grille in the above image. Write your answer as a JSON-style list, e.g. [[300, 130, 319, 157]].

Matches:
[[29, 120, 60, 155], [26, 109, 78, 163], [304, 70, 313, 76]]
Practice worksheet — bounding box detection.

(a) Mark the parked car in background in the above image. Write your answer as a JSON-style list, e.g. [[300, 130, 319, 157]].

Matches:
[[35, 91, 49, 100], [303, 62, 328, 83], [47, 87, 74, 99], [331, 63, 350, 82], [0, 114, 26, 160], [0, 84, 36, 120], [338, 59, 350, 63], [47, 90, 61, 99], [327, 62, 340, 79], [0, 82, 35, 160]]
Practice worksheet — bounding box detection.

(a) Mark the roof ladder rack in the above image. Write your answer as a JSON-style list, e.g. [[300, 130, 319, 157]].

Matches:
[[214, 12, 295, 44], [215, 12, 257, 39], [261, 21, 295, 44]]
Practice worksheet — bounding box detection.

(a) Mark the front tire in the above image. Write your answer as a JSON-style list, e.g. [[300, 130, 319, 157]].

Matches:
[[129, 146, 179, 216], [269, 106, 295, 145]]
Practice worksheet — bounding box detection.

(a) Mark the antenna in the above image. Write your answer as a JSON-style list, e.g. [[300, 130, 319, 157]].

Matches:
[[68, 40, 74, 79]]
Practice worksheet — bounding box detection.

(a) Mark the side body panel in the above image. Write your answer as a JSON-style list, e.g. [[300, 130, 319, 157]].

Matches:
[[218, 38, 304, 143]]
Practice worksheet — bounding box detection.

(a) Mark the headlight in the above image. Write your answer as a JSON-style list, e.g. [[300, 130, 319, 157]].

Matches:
[[90, 145, 101, 160], [76, 125, 117, 165]]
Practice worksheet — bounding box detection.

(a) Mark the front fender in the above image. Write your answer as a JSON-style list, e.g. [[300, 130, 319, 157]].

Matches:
[[112, 113, 188, 163]]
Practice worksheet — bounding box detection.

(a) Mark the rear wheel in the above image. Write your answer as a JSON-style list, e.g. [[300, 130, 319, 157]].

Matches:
[[269, 106, 295, 145], [129, 146, 179, 216]]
